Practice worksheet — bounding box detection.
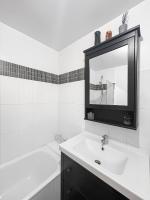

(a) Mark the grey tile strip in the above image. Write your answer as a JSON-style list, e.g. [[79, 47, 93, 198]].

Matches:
[[0, 59, 59, 84], [90, 83, 107, 90], [0, 59, 84, 84], [59, 68, 84, 84]]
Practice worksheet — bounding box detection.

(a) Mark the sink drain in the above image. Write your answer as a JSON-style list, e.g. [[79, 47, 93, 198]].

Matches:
[[95, 160, 101, 165]]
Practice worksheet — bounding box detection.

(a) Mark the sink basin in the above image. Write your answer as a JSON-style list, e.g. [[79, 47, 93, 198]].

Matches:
[[73, 137, 128, 175]]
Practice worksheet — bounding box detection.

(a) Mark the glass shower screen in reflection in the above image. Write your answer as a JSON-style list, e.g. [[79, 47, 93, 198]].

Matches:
[[89, 45, 128, 106]]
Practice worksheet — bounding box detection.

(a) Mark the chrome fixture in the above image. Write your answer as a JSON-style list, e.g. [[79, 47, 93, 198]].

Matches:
[[100, 135, 108, 150]]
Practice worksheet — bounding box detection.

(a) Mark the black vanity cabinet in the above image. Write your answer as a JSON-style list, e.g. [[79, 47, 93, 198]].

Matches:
[[84, 26, 141, 129], [61, 153, 129, 200]]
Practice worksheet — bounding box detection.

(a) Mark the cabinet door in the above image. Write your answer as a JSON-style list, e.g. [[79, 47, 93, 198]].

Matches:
[[61, 153, 129, 200], [63, 183, 87, 200]]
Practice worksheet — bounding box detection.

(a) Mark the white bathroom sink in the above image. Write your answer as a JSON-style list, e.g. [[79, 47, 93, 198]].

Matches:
[[73, 137, 128, 175], [60, 131, 150, 200]]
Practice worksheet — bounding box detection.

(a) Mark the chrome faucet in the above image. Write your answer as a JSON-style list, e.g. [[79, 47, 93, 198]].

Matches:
[[100, 135, 108, 150]]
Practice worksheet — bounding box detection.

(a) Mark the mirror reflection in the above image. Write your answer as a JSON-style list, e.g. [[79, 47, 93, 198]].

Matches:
[[89, 45, 128, 106]]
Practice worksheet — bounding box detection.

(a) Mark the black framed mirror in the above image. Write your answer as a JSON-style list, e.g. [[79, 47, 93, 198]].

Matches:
[[84, 26, 141, 129], [89, 45, 128, 107]]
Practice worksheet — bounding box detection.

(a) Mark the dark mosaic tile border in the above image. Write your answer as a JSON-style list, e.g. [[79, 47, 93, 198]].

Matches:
[[90, 83, 107, 90], [0, 59, 84, 84], [0, 60, 59, 84], [59, 68, 84, 84]]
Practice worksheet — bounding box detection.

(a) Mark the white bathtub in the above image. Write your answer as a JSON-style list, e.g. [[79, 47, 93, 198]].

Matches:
[[0, 146, 60, 200]]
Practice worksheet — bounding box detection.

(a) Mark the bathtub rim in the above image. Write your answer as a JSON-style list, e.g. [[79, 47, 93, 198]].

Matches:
[[0, 145, 60, 200]]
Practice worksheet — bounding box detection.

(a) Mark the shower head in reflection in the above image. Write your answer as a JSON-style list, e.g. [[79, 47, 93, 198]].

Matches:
[[99, 75, 103, 85]]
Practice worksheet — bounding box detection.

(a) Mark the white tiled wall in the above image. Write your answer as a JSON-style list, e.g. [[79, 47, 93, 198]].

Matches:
[[58, 81, 84, 139], [58, 0, 150, 154], [0, 77, 59, 164], [0, 22, 59, 164]]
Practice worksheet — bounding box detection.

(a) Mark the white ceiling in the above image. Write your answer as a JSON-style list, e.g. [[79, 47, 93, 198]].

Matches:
[[0, 0, 143, 51]]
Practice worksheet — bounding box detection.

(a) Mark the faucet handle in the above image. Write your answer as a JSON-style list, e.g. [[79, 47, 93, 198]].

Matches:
[[100, 134, 109, 143], [100, 135, 104, 141], [101, 134, 108, 138], [104, 134, 108, 139]]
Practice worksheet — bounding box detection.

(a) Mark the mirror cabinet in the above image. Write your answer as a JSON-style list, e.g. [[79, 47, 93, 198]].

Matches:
[[84, 26, 141, 129]]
